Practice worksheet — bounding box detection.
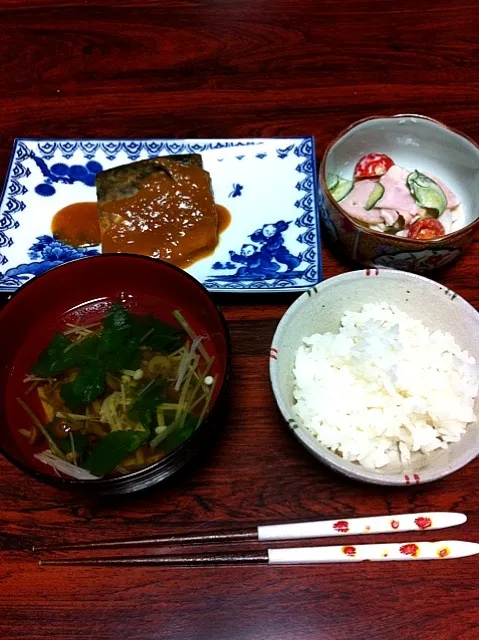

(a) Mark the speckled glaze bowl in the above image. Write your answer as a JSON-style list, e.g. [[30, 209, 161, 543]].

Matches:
[[270, 269, 479, 485], [319, 115, 479, 272]]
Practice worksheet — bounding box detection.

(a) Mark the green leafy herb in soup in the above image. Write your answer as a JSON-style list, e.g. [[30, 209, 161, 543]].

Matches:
[[18, 304, 217, 480]]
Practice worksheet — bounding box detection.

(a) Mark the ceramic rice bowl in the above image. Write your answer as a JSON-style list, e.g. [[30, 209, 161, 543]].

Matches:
[[269, 269, 479, 485]]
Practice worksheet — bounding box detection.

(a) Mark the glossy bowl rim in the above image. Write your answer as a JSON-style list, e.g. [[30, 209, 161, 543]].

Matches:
[[319, 113, 479, 245], [0, 253, 232, 490], [269, 268, 479, 485]]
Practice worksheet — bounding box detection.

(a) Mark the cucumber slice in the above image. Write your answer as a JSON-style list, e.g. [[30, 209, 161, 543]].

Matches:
[[330, 178, 353, 202], [326, 173, 340, 190], [364, 183, 385, 210], [407, 170, 447, 216]]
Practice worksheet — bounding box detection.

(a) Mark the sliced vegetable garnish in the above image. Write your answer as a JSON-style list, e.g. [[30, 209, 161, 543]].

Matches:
[[364, 183, 385, 210], [172, 310, 210, 362], [407, 171, 447, 216], [34, 451, 100, 480], [326, 173, 339, 190], [330, 178, 353, 202], [407, 218, 445, 240], [354, 153, 394, 179]]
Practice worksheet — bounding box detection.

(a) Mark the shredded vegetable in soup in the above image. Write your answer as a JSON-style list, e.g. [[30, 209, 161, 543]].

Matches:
[[17, 304, 217, 480]]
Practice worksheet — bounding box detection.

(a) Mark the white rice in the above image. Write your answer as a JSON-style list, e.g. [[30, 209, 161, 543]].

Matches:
[[292, 302, 479, 470]]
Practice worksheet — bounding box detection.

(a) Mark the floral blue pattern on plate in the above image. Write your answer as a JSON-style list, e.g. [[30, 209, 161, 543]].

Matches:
[[0, 137, 321, 293]]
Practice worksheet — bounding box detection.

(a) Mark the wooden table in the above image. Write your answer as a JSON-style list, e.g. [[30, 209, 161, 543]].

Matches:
[[1, 2, 479, 638]]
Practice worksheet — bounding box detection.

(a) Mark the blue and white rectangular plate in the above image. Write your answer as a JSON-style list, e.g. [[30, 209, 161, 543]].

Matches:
[[0, 137, 321, 294]]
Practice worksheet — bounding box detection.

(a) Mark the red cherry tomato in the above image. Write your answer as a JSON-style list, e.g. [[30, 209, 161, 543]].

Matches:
[[354, 153, 394, 179], [407, 218, 445, 240]]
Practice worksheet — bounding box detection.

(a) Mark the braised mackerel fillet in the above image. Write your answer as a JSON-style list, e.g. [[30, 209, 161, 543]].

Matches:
[[96, 155, 218, 267]]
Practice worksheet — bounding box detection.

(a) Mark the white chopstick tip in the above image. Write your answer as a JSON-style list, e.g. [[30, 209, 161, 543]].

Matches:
[[450, 540, 479, 558], [431, 512, 468, 529]]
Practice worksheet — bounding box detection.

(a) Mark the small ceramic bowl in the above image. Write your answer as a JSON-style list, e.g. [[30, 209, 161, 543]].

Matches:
[[319, 115, 479, 272], [270, 269, 479, 485], [0, 254, 231, 495]]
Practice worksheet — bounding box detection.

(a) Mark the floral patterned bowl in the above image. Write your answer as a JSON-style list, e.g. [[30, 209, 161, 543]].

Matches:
[[319, 115, 479, 272]]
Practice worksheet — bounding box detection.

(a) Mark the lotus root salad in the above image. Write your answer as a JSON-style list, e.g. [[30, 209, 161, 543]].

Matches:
[[327, 153, 464, 239], [292, 302, 479, 470], [17, 304, 217, 479]]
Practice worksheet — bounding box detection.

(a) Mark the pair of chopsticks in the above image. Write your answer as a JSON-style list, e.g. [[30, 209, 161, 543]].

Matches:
[[37, 512, 477, 566]]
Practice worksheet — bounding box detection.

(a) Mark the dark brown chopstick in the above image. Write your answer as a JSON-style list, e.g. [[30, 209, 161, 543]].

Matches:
[[40, 549, 268, 567], [33, 527, 258, 552], [38, 540, 479, 567]]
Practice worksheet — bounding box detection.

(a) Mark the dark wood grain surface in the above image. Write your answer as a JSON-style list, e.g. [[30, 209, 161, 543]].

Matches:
[[1, 1, 479, 639]]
